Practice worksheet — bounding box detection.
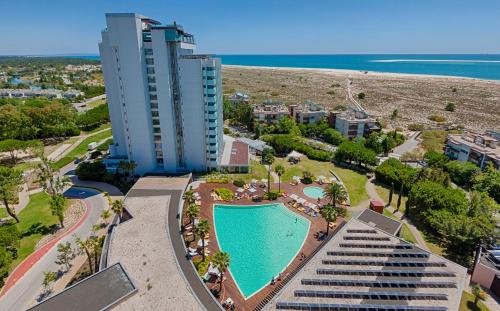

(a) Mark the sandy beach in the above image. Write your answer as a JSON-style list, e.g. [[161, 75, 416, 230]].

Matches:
[[222, 65, 500, 132]]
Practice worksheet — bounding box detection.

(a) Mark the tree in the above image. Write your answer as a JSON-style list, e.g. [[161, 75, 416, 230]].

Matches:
[[50, 194, 66, 228], [444, 160, 480, 187], [42, 271, 57, 294], [212, 251, 230, 293], [37, 155, 69, 197], [262, 149, 275, 193], [0, 247, 12, 288], [195, 219, 211, 262], [111, 199, 125, 221], [472, 163, 500, 204], [323, 128, 344, 146], [320, 204, 345, 235], [388, 182, 394, 206], [424, 151, 448, 168], [183, 188, 196, 205], [396, 183, 404, 211], [0, 139, 42, 165], [0, 166, 24, 223], [55, 242, 75, 272], [276, 117, 300, 136], [472, 284, 486, 306], [100, 209, 111, 224], [324, 183, 347, 207], [391, 109, 398, 120], [76, 237, 94, 274], [274, 165, 285, 193], [186, 204, 200, 229]]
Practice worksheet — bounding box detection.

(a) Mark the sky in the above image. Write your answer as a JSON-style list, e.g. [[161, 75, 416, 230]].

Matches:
[[1, 0, 499, 55]]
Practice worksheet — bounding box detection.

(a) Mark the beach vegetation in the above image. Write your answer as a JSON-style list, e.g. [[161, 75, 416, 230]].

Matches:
[[391, 109, 399, 120], [357, 92, 365, 99], [333, 104, 347, 111], [326, 90, 335, 95], [445, 102, 456, 112], [427, 114, 447, 123]]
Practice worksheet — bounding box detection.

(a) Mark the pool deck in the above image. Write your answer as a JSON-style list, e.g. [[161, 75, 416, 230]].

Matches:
[[188, 181, 346, 311]]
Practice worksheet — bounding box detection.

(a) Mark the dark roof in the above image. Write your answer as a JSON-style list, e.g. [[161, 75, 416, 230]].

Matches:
[[28, 263, 136, 311], [357, 209, 402, 236], [229, 141, 249, 166]]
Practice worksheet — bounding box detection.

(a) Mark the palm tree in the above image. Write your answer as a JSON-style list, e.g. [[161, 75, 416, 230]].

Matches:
[[111, 199, 125, 222], [76, 237, 94, 274], [128, 161, 137, 177], [101, 209, 111, 224], [263, 152, 275, 193], [472, 284, 485, 306], [195, 219, 211, 261], [324, 183, 347, 207], [183, 188, 196, 205], [213, 251, 230, 293], [118, 160, 128, 176], [0, 166, 24, 223], [186, 204, 200, 234], [320, 204, 345, 235], [274, 165, 285, 193]]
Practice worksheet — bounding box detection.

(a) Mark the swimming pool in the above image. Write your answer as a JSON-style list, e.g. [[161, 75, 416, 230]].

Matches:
[[303, 186, 325, 199], [213, 203, 310, 298]]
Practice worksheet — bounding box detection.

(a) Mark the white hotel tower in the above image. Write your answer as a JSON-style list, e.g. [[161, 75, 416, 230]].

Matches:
[[99, 13, 223, 175]]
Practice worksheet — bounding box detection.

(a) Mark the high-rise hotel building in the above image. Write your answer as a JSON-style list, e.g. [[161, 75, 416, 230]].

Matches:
[[99, 13, 223, 175]]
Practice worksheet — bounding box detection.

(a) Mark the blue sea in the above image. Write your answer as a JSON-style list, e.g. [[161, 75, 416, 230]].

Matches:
[[71, 54, 500, 80]]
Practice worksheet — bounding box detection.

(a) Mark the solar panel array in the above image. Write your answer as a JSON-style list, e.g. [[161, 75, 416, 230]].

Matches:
[[271, 219, 463, 311]]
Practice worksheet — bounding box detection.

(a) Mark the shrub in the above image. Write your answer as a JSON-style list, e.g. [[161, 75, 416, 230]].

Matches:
[[357, 92, 366, 99], [214, 188, 234, 201], [408, 123, 424, 131], [374, 158, 417, 190], [233, 179, 245, 187], [445, 102, 456, 112], [76, 104, 109, 131], [427, 115, 446, 123], [302, 171, 314, 184], [264, 190, 281, 200], [206, 174, 229, 183], [76, 161, 107, 181], [193, 257, 210, 276], [326, 90, 335, 95], [444, 160, 480, 187], [97, 139, 113, 152], [270, 91, 279, 96], [223, 128, 230, 134]]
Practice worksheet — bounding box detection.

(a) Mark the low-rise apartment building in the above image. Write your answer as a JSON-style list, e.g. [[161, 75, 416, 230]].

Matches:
[[289, 101, 327, 124], [444, 131, 500, 170], [0, 88, 84, 99], [228, 92, 249, 104], [252, 100, 289, 124], [334, 109, 379, 139]]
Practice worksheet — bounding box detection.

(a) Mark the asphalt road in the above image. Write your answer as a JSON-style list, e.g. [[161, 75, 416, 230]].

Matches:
[[0, 187, 107, 311], [72, 94, 106, 113]]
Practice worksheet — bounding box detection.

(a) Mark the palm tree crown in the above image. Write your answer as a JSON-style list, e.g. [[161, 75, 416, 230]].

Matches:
[[111, 199, 125, 220], [213, 251, 230, 292], [186, 204, 200, 225], [325, 183, 347, 206]]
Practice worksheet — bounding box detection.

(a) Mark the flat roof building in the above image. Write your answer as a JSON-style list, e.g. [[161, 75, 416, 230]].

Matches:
[[445, 131, 500, 170], [253, 100, 289, 124], [289, 101, 327, 124], [334, 109, 379, 139], [219, 136, 250, 173], [100, 13, 223, 175], [265, 217, 467, 311], [229, 92, 250, 104], [0, 88, 83, 99]]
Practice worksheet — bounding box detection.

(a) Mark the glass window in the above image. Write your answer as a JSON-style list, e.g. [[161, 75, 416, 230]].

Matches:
[[149, 85, 157, 92], [147, 67, 155, 74], [145, 48, 153, 55], [150, 94, 157, 100], [148, 76, 156, 83], [146, 58, 154, 65]]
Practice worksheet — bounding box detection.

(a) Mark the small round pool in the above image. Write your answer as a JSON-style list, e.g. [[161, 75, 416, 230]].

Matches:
[[303, 186, 325, 199]]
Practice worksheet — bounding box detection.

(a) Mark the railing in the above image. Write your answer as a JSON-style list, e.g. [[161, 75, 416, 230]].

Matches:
[[252, 221, 347, 311]]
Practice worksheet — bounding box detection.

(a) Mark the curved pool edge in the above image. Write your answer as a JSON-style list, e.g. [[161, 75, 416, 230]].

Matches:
[[212, 202, 311, 300]]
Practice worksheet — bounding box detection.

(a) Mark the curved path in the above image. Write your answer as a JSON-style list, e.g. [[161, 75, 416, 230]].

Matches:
[[0, 187, 108, 311]]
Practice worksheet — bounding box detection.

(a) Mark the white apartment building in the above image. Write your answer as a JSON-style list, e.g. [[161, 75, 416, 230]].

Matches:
[[333, 109, 379, 139], [99, 13, 223, 175], [289, 101, 327, 124]]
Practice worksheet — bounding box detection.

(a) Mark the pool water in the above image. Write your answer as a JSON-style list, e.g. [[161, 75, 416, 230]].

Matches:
[[213, 203, 310, 298], [303, 186, 325, 199]]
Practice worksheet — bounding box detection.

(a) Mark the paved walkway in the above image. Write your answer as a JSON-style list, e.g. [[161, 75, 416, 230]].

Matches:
[[364, 177, 430, 251], [0, 187, 108, 310]]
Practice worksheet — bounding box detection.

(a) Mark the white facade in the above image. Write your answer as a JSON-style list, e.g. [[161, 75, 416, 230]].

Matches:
[[99, 13, 223, 175]]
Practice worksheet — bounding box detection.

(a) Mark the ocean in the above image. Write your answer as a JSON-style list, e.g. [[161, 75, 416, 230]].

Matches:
[[71, 54, 500, 80]]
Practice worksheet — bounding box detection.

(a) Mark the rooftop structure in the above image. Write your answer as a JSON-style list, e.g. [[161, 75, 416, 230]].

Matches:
[[236, 137, 270, 155], [100, 13, 223, 175], [265, 217, 467, 311], [445, 131, 500, 170], [358, 208, 402, 236], [0, 88, 83, 99], [28, 263, 136, 311], [289, 101, 327, 124], [333, 109, 379, 139], [229, 92, 250, 104], [219, 136, 250, 173], [471, 246, 500, 298], [253, 100, 290, 124]]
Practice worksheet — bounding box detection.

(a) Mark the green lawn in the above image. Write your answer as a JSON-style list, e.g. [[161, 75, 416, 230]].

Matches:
[[229, 160, 268, 183], [0, 207, 8, 218], [54, 128, 112, 170], [382, 209, 417, 244], [273, 157, 368, 206], [375, 184, 408, 214], [10, 192, 62, 270], [459, 291, 490, 311]]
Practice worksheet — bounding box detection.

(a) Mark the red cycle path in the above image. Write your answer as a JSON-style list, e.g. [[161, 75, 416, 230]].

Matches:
[[0, 199, 91, 297]]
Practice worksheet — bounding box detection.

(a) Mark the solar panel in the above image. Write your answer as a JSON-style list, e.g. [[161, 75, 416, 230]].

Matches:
[[294, 290, 448, 300], [343, 236, 391, 241], [321, 260, 447, 267], [275, 302, 448, 311], [339, 243, 413, 249], [346, 229, 378, 234], [316, 269, 456, 277], [301, 279, 457, 288], [327, 251, 429, 258]]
